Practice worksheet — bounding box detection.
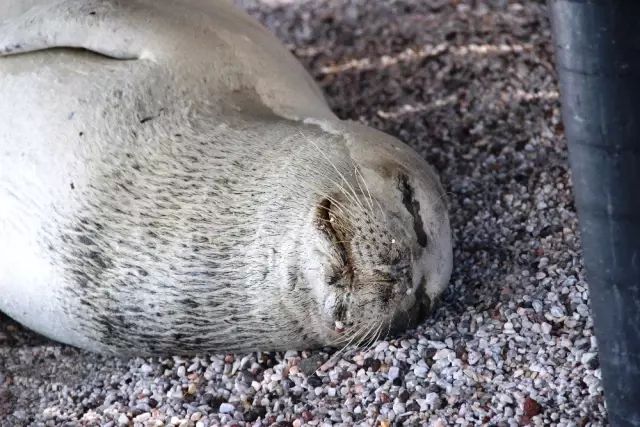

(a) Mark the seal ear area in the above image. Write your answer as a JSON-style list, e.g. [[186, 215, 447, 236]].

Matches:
[[397, 172, 429, 248], [0, 0, 146, 60]]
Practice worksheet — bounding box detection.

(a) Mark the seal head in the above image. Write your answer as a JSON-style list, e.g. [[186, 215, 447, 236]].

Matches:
[[290, 121, 453, 349]]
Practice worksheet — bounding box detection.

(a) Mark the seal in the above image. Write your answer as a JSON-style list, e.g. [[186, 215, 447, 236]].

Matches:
[[0, 0, 453, 356]]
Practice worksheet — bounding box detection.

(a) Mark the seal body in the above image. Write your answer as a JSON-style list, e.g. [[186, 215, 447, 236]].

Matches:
[[0, 0, 453, 356]]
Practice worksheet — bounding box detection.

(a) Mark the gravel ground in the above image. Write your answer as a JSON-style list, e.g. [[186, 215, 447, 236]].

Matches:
[[0, 0, 608, 426]]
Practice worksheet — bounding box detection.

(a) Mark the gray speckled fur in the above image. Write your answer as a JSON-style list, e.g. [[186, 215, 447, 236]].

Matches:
[[0, 0, 453, 356]]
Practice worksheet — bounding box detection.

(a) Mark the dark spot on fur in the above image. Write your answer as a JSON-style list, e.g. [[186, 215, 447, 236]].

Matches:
[[399, 174, 428, 248], [88, 251, 107, 269], [78, 235, 96, 246], [1, 43, 21, 54], [327, 273, 340, 286], [89, 11, 96, 15], [79, 132, 84, 137], [70, 182, 75, 190], [181, 298, 199, 309], [334, 301, 347, 321], [381, 287, 393, 304], [287, 265, 298, 290], [413, 283, 431, 324]]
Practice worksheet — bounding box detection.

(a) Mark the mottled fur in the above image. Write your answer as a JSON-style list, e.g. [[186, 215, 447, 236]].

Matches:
[[0, 0, 453, 356]]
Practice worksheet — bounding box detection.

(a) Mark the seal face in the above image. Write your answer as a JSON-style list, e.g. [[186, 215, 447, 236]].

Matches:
[[0, 0, 453, 356]]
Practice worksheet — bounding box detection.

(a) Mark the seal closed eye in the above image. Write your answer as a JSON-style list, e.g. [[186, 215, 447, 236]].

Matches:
[[398, 173, 429, 248], [0, 0, 453, 357]]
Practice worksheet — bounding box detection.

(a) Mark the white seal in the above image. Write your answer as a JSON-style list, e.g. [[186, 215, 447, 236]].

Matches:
[[0, 0, 453, 356]]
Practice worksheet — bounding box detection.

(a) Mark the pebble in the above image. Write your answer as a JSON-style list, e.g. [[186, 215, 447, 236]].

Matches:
[[581, 352, 597, 365], [550, 305, 566, 318], [218, 403, 234, 413], [117, 414, 129, 426], [414, 366, 428, 378], [134, 413, 151, 422], [140, 364, 153, 374], [375, 341, 389, 353], [388, 366, 400, 380]]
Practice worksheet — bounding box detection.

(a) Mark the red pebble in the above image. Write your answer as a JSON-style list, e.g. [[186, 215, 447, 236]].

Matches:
[[523, 397, 541, 417]]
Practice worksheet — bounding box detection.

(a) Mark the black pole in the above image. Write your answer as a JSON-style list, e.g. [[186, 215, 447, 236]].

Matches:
[[548, 1, 640, 425]]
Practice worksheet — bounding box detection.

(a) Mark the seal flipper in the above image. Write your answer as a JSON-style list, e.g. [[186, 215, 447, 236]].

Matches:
[[0, 0, 338, 122], [0, 0, 146, 60]]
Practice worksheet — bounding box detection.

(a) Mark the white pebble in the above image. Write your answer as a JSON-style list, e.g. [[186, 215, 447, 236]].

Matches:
[[581, 352, 597, 365], [414, 366, 428, 378], [425, 392, 440, 407], [393, 402, 406, 414], [218, 403, 234, 413], [140, 364, 153, 374], [375, 341, 389, 352], [467, 351, 481, 365], [532, 300, 543, 313], [134, 413, 151, 423], [434, 348, 454, 360], [388, 366, 400, 380]]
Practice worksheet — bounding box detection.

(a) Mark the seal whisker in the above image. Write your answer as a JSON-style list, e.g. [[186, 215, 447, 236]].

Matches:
[[327, 320, 371, 364], [316, 204, 356, 236], [306, 185, 360, 221], [352, 163, 376, 215], [328, 317, 369, 346], [356, 318, 381, 350], [367, 320, 385, 351], [299, 130, 367, 213]]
